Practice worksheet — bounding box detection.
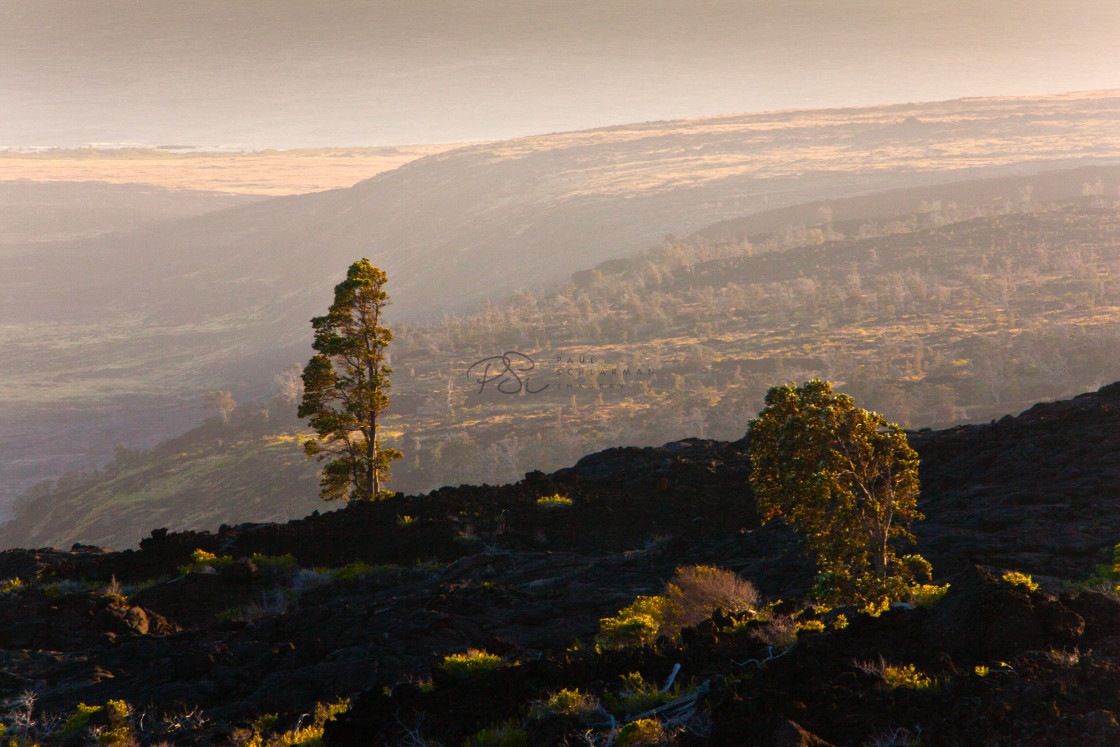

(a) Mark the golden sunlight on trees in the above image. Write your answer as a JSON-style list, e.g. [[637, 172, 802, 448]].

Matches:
[[299, 259, 402, 501], [748, 380, 931, 605], [204, 390, 236, 424]]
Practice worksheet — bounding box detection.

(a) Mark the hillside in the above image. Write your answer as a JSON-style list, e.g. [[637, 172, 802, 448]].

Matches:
[[0, 405, 322, 551], [3, 90, 1120, 513], [8, 188, 1120, 550], [0, 181, 261, 246], [2, 384, 1120, 743], [0, 145, 463, 196]]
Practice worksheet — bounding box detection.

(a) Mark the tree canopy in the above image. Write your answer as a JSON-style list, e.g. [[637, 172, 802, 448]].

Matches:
[[748, 379, 930, 604], [299, 259, 402, 501]]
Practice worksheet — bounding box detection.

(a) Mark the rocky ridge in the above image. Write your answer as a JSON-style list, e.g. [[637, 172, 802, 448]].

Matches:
[[2, 384, 1120, 743]]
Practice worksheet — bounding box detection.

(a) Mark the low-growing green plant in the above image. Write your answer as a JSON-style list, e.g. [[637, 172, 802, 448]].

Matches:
[[1002, 571, 1039, 592], [883, 663, 934, 690], [597, 566, 759, 649], [616, 717, 674, 746], [909, 582, 951, 607], [605, 672, 690, 717], [396, 514, 416, 527], [1084, 541, 1120, 594], [597, 596, 666, 650], [283, 699, 350, 746], [856, 657, 935, 690], [43, 578, 91, 597], [327, 562, 378, 582], [463, 721, 530, 747], [536, 494, 573, 509], [439, 649, 504, 677], [98, 698, 136, 746], [530, 688, 600, 720], [233, 699, 349, 747], [0, 577, 23, 596], [251, 553, 299, 573], [179, 548, 237, 574], [60, 702, 103, 739]]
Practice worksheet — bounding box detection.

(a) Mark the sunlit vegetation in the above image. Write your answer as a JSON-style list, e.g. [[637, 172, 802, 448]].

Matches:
[[535, 493, 573, 509], [598, 566, 758, 649], [1002, 570, 1040, 592], [439, 649, 505, 677], [11, 198, 1120, 550], [376, 198, 1120, 495]]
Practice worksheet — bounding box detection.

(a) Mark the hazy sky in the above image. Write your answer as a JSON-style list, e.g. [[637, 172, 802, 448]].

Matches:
[[2, 0, 1119, 149]]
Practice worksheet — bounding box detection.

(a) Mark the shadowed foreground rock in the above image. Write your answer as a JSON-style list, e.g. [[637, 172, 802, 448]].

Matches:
[[2, 385, 1120, 743]]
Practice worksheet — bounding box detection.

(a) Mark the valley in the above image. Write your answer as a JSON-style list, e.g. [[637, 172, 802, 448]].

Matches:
[[3, 91, 1120, 521]]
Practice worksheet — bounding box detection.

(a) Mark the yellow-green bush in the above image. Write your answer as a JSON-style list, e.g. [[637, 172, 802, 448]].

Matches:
[[1085, 542, 1120, 594], [909, 582, 951, 607], [597, 596, 666, 650], [605, 672, 685, 717], [883, 663, 935, 690], [536, 494, 573, 509], [439, 649, 504, 677], [251, 553, 299, 573], [617, 718, 673, 746], [60, 703, 104, 739], [1002, 571, 1039, 592], [597, 566, 758, 650], [327, 562, 379, 582], [463, 722, 530, 747], [179, 549, 237, 574], [530, 688, 600, 720]]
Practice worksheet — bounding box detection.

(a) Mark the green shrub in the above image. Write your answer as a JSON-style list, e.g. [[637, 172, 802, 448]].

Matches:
[[617, 718, 673, 746], [60, 703, 104, 738], [597, 566, 758, 649], [179, 548, 236, 574], [856, 657, 935, 691], [251, 553, 299, 573], [0, 577, 23, 596], [605, 672, 686, 717], [283, 699, 350, 746], [396, 514, 416, 527], [97, 699, 135, 746], [909, 582, 951, 607], [1002, 571, 1039, 592], [536, 494, 573, 509], [234, 699, 349, 747], [463, 722, 530, 747], [597, 596, 666, 650], [439, 649, 504, 677], [328, 562, 377, 582], [883, 663, 935, 690], [530, 688, 600, 720], [1085, 542, 1120, 594]]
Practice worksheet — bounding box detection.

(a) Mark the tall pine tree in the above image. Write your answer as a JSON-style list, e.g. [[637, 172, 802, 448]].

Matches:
[[299, 259, 402, 500]]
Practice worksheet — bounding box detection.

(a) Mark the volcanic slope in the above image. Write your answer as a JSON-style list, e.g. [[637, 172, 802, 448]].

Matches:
[[2, 384, 1120, 743], [3, 90, 1119, 514]]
